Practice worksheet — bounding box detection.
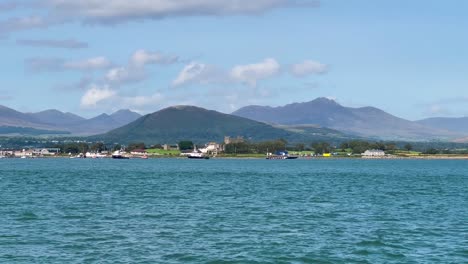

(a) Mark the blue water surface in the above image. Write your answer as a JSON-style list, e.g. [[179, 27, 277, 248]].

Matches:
[[0, 158, 467, 263]]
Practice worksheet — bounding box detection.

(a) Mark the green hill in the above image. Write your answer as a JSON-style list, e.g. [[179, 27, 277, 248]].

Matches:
[[92, 105, 353, 144]]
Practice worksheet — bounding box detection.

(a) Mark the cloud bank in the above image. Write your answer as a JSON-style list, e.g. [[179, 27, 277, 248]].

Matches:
[[0, 0, 318, 34], [44, 0, 318, 24], [230, 58, 281, 87], [172, 58, 327, 87]]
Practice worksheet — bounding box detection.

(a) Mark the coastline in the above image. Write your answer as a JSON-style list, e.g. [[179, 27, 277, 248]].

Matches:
[[3, 154, 468, 160]]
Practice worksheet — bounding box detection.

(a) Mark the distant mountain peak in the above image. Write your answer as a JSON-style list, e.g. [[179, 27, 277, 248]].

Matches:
[[94, 113, 111, 118], [94, 105, 348, 144], [0, 106, 143, 136], [112, 109, 134, 114], [313, 97, 337, 103], [169, 105, 201, 110], [232, 97, 457, 140], [36, 109, 62, 114]]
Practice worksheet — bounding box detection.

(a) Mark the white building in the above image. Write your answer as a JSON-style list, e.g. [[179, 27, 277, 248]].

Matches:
[[199, 142, 223, 154], [362, 149, 385, 157], [14, 149, 33, 157]]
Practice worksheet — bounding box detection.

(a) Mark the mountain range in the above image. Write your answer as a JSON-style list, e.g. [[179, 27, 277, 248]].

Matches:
[[0, 105, 141, 136], [92, 105, 352, 144], [2, 98, 468, 142], [232, 98, 464, 140]]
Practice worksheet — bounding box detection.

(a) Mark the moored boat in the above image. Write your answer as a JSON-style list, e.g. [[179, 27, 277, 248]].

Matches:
[[112, 150, 130, 159], [266, 150, 298, 160], [187, 145, 209, 159]]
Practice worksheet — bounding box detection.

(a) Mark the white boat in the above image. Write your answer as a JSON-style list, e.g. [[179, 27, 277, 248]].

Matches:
[[86, 152, 107, 159], [112, 150, 130, 159], [187, 146, 209, 159], [266, 150, 298, 160]]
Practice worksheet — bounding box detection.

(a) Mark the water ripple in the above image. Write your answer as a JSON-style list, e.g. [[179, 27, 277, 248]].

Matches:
[[0, 158, 467, 263]]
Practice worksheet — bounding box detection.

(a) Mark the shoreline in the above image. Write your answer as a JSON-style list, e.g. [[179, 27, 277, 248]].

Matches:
[[2, 155, 468, 160]]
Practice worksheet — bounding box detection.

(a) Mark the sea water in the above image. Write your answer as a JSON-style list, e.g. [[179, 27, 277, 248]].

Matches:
[[0, 158, 467, 263]]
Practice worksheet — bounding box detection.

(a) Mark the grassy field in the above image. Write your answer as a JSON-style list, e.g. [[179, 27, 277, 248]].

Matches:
[[146, 148, 181, 156], [394, 150, 422, 156]]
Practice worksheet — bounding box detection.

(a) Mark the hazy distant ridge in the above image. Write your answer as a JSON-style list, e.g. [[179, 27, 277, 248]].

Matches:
[[232, 98, 459, 140], [0, 105, 141, 135]]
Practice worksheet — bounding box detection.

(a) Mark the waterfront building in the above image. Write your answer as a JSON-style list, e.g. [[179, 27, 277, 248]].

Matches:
[[362, 149, 385, 156]]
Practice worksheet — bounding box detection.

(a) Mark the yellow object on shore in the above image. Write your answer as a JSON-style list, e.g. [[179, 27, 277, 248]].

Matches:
[[323, 153, 331, 157]]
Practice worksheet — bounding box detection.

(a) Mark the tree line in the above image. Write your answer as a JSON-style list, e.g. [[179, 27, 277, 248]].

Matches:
[[3, 136, 468, 155]]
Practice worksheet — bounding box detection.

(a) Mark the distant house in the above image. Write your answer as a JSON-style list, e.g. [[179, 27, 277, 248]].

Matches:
[[33, 148, 60, 156], [0, 150, 13, 157], [14, 149, 33, 157], [200, 142, 223, 154], [163, 144, 179, 151], [33, 149, 50, 156], [362, 149, 385, 157], [130, 149, 147, 155]]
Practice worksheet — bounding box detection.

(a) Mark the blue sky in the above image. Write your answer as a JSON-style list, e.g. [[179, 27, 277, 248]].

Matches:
[[0, 0, 467, 120]]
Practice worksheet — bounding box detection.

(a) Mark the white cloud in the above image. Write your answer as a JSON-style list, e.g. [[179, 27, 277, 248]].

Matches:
[[172, 62, 208, 86], [173, 58, 328, 88], [105, 66, 147, 85], [290, 60, 328, 77], [230, 58, 281, 87], [44, 0, 317, 24], [104, 50, 178, 85], [80, 85, 116, 108], [0, 1, 318, 34], [16, 38, 88, 49], [64, 56, 112, 71], [131, 49, 178, 67], [106, 67, 127, 82]]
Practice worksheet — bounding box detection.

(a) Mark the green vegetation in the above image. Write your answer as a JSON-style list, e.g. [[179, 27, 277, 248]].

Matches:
[[224, 139, 287, 154], [127, 142, 146, 151], [91, 106, 356, 145], [52, 142, 92, 154], [178, 141, 193, 151], [146, 148, 181, 155], [3, 132, 468, 159]]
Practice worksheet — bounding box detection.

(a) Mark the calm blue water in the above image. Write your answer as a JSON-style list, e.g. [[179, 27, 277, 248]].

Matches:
[[0, 158, 467, 263]]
